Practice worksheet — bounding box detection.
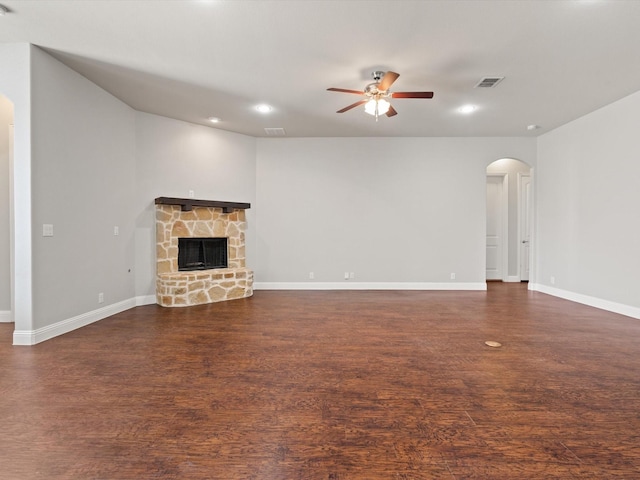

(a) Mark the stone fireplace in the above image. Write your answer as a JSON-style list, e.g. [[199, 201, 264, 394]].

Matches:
[[155, 197, 253, 307]]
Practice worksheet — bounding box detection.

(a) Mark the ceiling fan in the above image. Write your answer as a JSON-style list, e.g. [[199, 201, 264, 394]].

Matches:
[[327, 71, 434, 120]]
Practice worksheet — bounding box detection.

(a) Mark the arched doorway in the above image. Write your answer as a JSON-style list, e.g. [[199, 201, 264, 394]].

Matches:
[[486, 158, 533, 282], [0, 94, 14, 325]]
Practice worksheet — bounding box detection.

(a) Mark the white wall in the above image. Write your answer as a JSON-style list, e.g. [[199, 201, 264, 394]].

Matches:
[[0, 44, 33, 335], [134, 112, 257, 299], [29, 47, 137, 331], [486, 158, 532, 278], [0, 95, 12, 315], [536, 90, 640, 314], [255, 137, 536, 287]]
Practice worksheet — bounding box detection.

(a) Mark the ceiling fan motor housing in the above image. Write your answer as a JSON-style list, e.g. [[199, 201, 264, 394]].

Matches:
[[372, 71, 386, 82]]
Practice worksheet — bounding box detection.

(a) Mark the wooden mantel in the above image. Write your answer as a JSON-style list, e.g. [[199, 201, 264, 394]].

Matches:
[[155, 197, 251, 213]]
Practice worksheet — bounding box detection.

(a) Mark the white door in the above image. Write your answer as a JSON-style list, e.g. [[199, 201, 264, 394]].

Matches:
[[486, 176, 504, 280], [519, 174, 532, 281]]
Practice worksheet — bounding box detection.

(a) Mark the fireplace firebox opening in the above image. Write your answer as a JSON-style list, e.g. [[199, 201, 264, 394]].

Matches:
[[178, 237, 228, 271]]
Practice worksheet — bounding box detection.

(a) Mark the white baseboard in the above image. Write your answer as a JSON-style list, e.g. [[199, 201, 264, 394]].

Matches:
[[530, 283, 640, 320], [504, 276, 521, 283], [10, 283, 636, 346], [9, 281, 492, 346], [136, 295, 157, 306], [13, 298, 138, 346], [254, 282, 487, 291]]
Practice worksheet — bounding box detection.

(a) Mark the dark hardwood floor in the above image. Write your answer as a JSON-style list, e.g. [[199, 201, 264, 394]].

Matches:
[[1, 282, 639, 479]]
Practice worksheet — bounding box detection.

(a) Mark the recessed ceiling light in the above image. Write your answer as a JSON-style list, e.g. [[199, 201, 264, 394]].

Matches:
[[527, 124, 541, 131], [458, 104, 477, 114], [255, 104, 273, 113], [208, 116, 221, 123]]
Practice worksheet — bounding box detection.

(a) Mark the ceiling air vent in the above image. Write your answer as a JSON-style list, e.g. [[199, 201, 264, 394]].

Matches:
[[264, 127, 286, 136], [475, 76, 504, 88]]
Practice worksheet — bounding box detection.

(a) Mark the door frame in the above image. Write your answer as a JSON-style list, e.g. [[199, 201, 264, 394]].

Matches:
[[517, 173, 531, 282]]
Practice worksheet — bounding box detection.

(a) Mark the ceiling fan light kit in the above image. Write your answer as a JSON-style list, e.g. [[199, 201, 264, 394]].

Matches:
[[327, 70, 433, 120], [365, 98, 390, 117]]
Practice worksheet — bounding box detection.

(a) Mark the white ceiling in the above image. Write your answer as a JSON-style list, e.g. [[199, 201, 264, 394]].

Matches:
[[2, 0, 640, 138]]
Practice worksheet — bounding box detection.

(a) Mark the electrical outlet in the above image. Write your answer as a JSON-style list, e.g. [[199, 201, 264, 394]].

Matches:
[[550, 276, 556, 285], [42, 224, 54, 237], [344, 272, 349, 280], [309, 272, 315, 280], [98, 292, 104, 304], [114, 226, 119, 236], [450, 273, 456, 280], [349, 272, 355, 279], [188, 190, 195, 198]]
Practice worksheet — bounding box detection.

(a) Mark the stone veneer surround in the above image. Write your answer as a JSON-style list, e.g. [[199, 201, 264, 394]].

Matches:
[[155, 202, 253, 307]]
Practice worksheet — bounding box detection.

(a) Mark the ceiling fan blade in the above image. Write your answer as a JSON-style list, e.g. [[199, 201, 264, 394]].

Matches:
[[327, 88, 365, 95], [377, 71, 400, 91], [391, 91, 434, 99], [337, 100, 367, 113], [386, 105, 398, 117]]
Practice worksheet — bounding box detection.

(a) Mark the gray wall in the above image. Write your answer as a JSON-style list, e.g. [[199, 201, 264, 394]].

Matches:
[[5, 46, 257, 338], [0, 95, 12, 314], [5, 42, 638, 341], [255, 137, 536, 285], [30, 47, 137, 329], [134, 112, 257, 299], [536, 90, 640, 309]]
